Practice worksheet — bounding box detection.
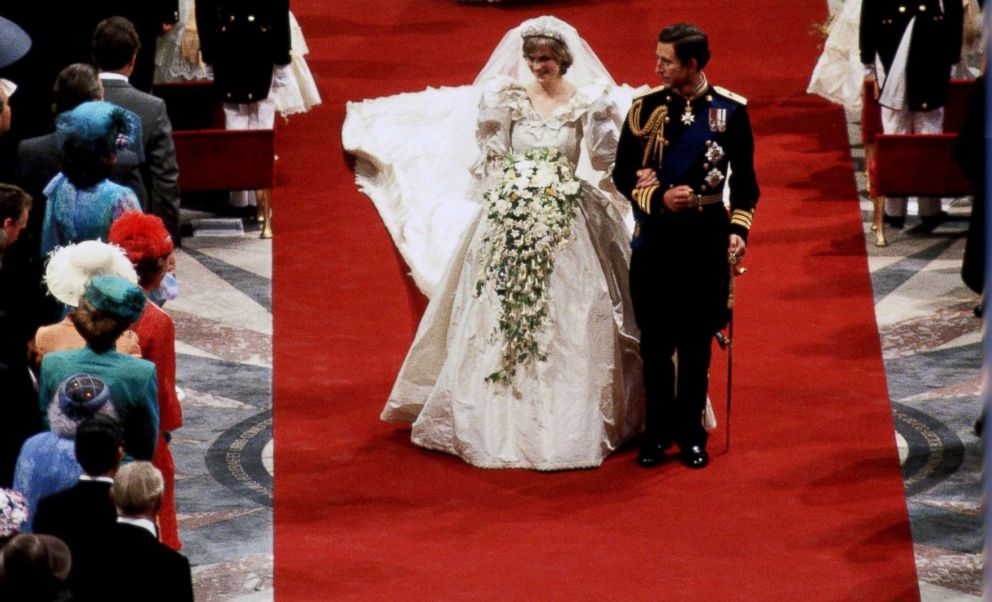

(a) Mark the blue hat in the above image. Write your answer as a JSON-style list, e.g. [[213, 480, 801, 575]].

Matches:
[[0, 17, 31, 69], [55, 101, 144, 160], [84, 275, 146, 324], [58, 374, 111, 422]]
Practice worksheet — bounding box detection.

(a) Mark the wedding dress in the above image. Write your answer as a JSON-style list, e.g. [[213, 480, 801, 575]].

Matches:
[[344, 17, 645, 469]]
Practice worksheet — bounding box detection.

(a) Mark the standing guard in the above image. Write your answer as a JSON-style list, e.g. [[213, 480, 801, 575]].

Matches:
[[613, 23, 760, 469], [860, 0, 963, 229]]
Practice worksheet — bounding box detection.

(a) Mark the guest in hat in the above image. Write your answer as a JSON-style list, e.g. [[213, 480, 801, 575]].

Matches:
[[0, 488, 28, 547], [0, 16, 31, 70], [38, 275, 159, 464], [33, 240, 141, 367], [34, 414, 123, 596], [108, 212, 182, 550], [13, 373, 118, 531], [40, 100, 143, 256], [0, 532, 72, 601]]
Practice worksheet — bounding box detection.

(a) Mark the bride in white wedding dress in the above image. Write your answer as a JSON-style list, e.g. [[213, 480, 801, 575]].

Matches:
[[344, 16, 646, 470]]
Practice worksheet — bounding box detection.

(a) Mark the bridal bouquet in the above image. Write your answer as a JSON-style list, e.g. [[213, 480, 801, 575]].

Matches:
[[476, 147, 581, 385]]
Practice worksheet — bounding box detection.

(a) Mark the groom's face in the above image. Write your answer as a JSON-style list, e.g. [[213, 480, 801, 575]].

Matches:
[[655, 42, 691, 89]]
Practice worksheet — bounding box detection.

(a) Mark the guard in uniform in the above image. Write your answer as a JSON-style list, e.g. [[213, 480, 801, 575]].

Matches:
[[860, 0, 963, 228], [613, 23, 759, 469], [196, 0, 291, 105]]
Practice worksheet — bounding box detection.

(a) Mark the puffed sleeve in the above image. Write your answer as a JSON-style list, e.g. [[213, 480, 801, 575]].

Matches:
[[469, 76, 518, 191], [581, 85, 624, 192]]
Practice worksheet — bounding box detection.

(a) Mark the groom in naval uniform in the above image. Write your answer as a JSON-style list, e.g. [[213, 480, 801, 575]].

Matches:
[[860, 0, 962, 228], [613, 23, 759, 469]]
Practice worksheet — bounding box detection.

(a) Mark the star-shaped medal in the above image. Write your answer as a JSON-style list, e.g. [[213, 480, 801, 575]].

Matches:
[[681, 111, 695, 126]]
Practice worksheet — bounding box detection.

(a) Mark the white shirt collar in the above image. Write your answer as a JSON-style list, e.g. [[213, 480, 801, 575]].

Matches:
[[79, 475, 114, 484], [117, 516, 158, 538], [99, 72, 130, 82]]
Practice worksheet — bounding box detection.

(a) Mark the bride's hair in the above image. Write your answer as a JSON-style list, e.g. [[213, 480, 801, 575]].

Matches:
[[522, 35, 574, 75]]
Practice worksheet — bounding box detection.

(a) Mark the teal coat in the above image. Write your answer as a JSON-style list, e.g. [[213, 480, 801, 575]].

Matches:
[[39, 347, 159, 462]]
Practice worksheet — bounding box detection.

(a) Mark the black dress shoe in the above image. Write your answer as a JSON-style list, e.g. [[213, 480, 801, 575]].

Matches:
[[637, 440, 671, 468], [680, 445, 709, 469], [882, 213, 905, 229]]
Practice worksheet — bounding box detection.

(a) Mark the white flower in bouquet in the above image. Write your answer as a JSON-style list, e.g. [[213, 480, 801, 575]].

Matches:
[[474, 147, 581, 385]]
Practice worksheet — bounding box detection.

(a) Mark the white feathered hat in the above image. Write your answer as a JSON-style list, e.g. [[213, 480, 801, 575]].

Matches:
[[45, 240, 138, 307]]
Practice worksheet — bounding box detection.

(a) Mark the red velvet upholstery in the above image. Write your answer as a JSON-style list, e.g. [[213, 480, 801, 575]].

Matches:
[[870, 134, 972, 197], [861, 79, 974, 146], [173, 129, 275, 191]]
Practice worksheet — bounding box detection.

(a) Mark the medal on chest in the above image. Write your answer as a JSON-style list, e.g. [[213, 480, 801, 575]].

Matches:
[[681, 99, 695, 126], [708, 108, 727, 132]]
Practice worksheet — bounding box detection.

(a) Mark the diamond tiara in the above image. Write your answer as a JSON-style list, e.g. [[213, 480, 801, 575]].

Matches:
[[520, 25, 565, 44]]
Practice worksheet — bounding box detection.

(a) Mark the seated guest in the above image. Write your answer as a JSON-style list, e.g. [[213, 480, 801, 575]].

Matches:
[[33, 240, 141, 367], [84, 462, 193, 602], [0, 532, 72, 601], [94, 17, 182, 244], [34, 414, 123, 595], [39, 101, 143, 256], [109, 212, 182, 550], [13, 374, 118, 531], [39, 275, 159, 463], [0, 488, 28, 547]]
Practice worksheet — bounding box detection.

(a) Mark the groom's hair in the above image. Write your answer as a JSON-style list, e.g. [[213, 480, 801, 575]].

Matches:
[[658, 24, 711, 70]]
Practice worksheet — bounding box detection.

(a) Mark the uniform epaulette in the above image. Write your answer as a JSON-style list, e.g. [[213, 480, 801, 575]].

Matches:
[[712, 85, 747, 105], [634, 85, 667, 99]]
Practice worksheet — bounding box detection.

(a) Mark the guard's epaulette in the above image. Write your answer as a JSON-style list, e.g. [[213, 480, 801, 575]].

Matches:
[[712, 85, 747, 106], [634, 84, 667, 99]]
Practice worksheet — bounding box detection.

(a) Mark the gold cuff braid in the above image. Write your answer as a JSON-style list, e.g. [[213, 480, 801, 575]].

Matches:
[[632, 185, 658, 214], [730, 208, 755, 230]]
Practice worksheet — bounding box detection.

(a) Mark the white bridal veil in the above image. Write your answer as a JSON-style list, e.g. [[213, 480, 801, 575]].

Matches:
[[343, 16, 642, 296]]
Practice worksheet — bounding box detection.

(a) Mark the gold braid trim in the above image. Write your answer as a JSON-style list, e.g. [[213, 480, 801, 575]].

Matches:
[[627, 99, 668, 168], [730, 208, 755, 230], [632, 185, 658, 214]]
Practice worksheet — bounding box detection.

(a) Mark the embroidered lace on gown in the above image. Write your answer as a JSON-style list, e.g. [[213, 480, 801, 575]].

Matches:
[[377, 77, 644, 470]]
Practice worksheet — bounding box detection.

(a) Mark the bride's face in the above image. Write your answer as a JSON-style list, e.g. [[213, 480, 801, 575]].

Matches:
[[526, 52, 562, 83]]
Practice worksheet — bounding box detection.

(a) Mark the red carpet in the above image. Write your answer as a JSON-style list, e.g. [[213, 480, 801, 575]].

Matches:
[[274, 2, 919, 600]]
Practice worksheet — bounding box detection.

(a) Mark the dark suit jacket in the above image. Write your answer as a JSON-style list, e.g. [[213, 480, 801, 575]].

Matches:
[[860, 0, 963, 111], [33, 479, 117, 593], [196, 0, 291, 103], [77, 521, 194, 602], [100, 77, 182, 244]]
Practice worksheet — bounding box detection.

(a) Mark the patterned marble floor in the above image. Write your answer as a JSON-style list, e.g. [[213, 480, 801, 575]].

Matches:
[[844, 110, 983, 601], [169, 226, 273, 602]]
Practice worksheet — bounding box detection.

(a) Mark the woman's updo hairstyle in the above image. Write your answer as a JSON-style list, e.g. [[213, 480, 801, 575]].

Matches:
[[522, 34, 573, 75]]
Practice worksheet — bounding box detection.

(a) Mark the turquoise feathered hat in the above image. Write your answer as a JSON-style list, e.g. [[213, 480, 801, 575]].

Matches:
[[55, 100, 144, 161]]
